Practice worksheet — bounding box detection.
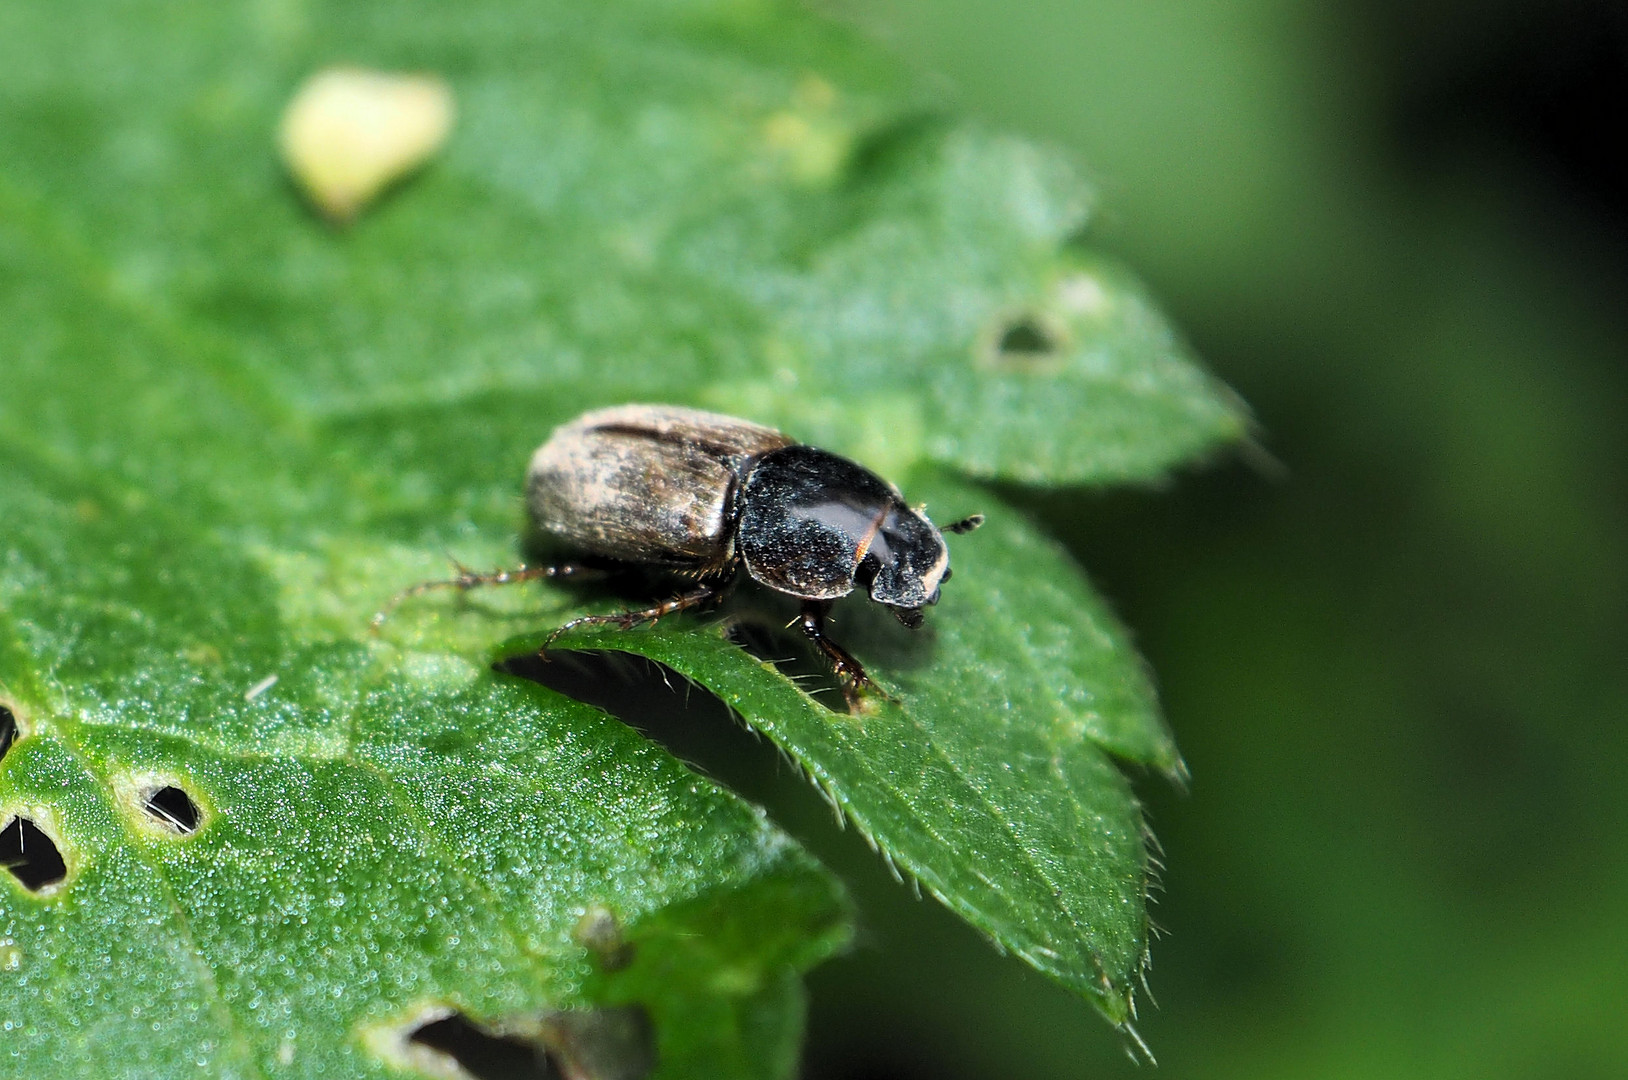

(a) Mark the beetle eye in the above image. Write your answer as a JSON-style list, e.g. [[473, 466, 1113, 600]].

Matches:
[[941, 567, 952, 583]]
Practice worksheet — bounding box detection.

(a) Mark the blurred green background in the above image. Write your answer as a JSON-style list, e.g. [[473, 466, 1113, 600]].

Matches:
[[745, 1, 1628, 1076]]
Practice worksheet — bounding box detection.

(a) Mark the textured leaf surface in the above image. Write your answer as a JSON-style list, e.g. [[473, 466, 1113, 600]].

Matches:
[[0, 0, 1243, 488], [0, 329, 847, 1079], [0, 0, 1239, 1072]]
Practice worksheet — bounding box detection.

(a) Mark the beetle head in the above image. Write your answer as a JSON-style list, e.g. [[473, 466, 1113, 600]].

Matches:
[[858, 504, 951, 622]]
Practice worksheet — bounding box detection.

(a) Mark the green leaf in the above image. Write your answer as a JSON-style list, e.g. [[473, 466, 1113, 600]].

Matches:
[[0, 444, 848, 1078], [0, 0, 1243, 489], [546, 471, 1172, 1023], [0, 0, 1240, 1071]]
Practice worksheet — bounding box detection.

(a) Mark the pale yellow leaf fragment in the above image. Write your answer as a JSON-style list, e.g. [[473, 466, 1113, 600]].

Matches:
[[278, 67, 454, 222]]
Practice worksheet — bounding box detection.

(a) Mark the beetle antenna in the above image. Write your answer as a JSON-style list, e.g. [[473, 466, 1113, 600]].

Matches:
[[944, 514, 985, 534]]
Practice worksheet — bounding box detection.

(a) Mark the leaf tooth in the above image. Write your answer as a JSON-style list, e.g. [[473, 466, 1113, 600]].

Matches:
[[1118, 1020, 1157, 1067], [876, 845, 907, 887]]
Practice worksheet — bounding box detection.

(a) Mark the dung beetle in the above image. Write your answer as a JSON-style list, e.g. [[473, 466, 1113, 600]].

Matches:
[[379, 405, 982, 699]]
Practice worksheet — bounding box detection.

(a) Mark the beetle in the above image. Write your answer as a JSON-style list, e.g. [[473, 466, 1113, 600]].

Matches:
[[378, 404, 982, 700]]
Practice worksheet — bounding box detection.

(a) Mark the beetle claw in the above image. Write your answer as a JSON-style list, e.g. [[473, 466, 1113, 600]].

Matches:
[[796, 599, 890, 711]]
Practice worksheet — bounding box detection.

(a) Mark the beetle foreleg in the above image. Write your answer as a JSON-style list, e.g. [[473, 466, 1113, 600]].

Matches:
[[797, 600, 875, 709], [370, 562, 600, 631]]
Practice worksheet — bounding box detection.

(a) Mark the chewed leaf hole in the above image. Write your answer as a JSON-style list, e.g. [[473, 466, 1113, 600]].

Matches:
[[999, 318, 1055, 354], [1, 816, 67, 893], [538, 1006, 656, 1080], [0, 706, 16, 763], [408, 1014, 551, 1079], [984, 312, 1067, 371], [143, 785, 201, 834], [396, 1006, 655, 1080]]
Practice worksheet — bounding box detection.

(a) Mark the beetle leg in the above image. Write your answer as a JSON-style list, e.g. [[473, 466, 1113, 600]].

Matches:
[[797, 600, 874, 708], [370, 562, 600, 632], [543, 583, 722, 649]]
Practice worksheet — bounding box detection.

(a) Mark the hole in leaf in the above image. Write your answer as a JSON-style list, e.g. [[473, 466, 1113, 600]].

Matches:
[[539, 1006, 656, 1080], [1, 816, 67, 892], [997, 317, 1055, 355], [143, 785, 201, 834], [405, 1007, 656, 1080], [984, 312, 1067, 371], [408, 1013, 551, 1080], [0, 706, 16, 763]]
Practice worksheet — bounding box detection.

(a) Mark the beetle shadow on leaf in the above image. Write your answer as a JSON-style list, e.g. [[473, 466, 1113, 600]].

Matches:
[[497, 648, 792, 796]]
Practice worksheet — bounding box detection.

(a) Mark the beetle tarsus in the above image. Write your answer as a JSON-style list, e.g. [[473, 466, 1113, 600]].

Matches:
[[797, 600, 878, 709]]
